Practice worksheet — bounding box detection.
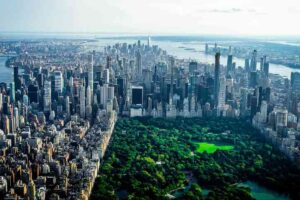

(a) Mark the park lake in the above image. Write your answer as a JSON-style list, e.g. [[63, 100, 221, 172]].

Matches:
[[238, 181, 290, 200]]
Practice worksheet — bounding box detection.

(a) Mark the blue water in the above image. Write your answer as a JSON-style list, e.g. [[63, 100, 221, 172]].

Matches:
[[88, 38, 300, 78], [0, 57, 13, 84], [239, 181, 290, 200], [1, 34, 300, 81]]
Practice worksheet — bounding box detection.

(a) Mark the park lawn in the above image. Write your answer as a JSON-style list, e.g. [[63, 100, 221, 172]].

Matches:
[[194, 142, 234, 154]]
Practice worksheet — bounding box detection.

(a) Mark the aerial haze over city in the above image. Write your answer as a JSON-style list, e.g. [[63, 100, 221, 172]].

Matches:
[[1, 0, 300, 200]]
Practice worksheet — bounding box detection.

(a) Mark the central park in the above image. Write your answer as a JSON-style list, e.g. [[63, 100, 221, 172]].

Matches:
[[91, 117, 300, 200]]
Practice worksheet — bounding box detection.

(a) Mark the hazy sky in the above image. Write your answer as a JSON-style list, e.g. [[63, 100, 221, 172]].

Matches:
[[0, 0, 299, 36]]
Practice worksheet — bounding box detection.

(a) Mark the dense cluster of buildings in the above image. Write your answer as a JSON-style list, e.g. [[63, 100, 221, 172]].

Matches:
[[0, 40, 118, 199], [0, 38, 300, 199], [206, 42, 300, 69]]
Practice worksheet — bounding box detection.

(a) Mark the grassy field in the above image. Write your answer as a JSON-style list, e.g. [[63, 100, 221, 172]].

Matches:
[[193, 142, 234, 154]]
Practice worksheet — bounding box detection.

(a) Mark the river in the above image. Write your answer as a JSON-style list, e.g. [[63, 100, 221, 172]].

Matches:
[[0, 57, 13, 84], [1, 37, 300, 84], [89, 38, 300, 78]]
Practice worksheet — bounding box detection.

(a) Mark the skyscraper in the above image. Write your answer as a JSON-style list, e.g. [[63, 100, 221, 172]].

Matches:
[[240, 88, 248, 116], [189, 61, 198, 74], [226, 55, 233, 76], [291, 72, 300, 93], [43, 80, 51, 112], [54, 71, 63, 94], [218, 76, 226, 109], [131, 86, 143, 105], [245, 58, 250, 72], [147, 36, 151, 47], [86, 85, 92, 118], [28, 84, 39, 104], [65, 96, 70, 118], [170, 57, 175, 103], [263, 62, 269, 77], [103, 69, 110, 84], [14, 66, 21, 90], [106, 56, 112, 69], [249, 71, 258, 88], [260, 100, 268, 123], [88, 54, 94, 99], [80, 84, 86, 118], [100, 84, 108, 107], [14, 107, 19, 130], [250, 50, 257, 72], [214, 53, 221, 107], [276, 108, 288, 129], [100, 84, 115, 109], [136, 51, 142, 78], [9, 82, 15, 103]]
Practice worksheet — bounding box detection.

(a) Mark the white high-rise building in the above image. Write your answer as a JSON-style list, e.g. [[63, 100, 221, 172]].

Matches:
[[100, 84, 108, 107], [88, 54, 94, 100], [69, 76, 74, 95], [103, 69, 110, 84], [218, 76, 226, 109], [86, 86, 92, 118], [80, 84, 86, 118], [54, 71, 63, 94], [43, 80, 51, 112], [108, 86, 114, 100], [14, 107, 19, 130], [100, 84, 114, 109], [65, 96, 70, 117]]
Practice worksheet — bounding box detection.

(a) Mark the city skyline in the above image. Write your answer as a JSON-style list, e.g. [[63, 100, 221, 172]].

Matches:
[[1, 0, 300, 36], [1, 1, 300, 199]]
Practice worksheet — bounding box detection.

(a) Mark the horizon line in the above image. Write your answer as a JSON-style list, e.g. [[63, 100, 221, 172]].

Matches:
[[1, 31, 300, 38]]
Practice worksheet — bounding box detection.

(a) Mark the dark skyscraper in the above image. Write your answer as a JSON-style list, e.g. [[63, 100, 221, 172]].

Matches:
[[189, 61, 198, 74], [226, 55, 233, 76], [14, 66, 21, 90], [245, 58, 250, 72], [263, 62, 269, 77], [250, 50, 257, 72], [249, 71, 258, 88], [117, 78, 125, 98], [291, 72, 300, 93], [28, 84, 39, 103], [214, 52, 220, 107], [132, 86, 143, 105]]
